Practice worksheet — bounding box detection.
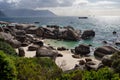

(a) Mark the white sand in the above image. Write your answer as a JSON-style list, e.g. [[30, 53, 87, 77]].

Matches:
[[15, 40, 101, 71], [55, 50, 101, 71], [15, 45, 36, 58]]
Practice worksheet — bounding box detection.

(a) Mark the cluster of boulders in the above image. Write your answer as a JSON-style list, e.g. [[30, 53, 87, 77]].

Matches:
[[1, 21, 97, 59], [74, 58, 103, 71]]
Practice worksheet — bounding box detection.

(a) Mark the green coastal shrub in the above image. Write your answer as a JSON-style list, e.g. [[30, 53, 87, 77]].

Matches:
[[112, 52, 120, 73], [56, 67, 120, 80], [83, 67, 119, 80], [0, 50, 17, 80], [15, 57, 62, 80], [0, 39, 16, 56], [57, 70, 82, 80]]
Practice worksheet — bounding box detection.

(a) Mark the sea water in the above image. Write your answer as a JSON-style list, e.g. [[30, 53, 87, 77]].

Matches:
[[0, 16, 120, 49]]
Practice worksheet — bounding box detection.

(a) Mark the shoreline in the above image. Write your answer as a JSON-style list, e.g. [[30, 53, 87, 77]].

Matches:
[[15, 40, 101, 71], [0, 21, 119, 71]]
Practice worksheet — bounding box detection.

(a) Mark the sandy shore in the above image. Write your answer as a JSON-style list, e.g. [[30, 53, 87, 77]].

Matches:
[[16, 43, 101, 71]]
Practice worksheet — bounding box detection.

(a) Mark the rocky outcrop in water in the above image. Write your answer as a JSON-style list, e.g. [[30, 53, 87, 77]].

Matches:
[[81, 30, 95, 40]]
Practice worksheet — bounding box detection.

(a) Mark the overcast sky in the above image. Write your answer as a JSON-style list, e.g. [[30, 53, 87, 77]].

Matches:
[[0, 0, 120, 16]]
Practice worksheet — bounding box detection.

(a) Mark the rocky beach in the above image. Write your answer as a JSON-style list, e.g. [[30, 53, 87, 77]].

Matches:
[[0, 20, 120, 71]]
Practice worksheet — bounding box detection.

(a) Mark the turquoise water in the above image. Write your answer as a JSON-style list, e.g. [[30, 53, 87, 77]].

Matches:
[[0, 16, 120, 49]]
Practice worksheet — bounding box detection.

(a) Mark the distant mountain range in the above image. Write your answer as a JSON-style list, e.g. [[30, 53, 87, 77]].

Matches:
[[0, 9, 57, 17]]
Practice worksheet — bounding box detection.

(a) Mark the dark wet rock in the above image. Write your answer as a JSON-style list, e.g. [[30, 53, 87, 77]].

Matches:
[[33, 40, 44, 47], [71, 49, 75, 54], [79, 60, 86, 65], [85, 58, 92, 62], [81, 30, 95, 40], [57, 47, 67, 51], [72, 55, 81, 59], [57, 53, 63, 57], [21, 42, 29, 47], [102, 41, 107, 44], [28, 45, 40, 51], [113, 31, 117, 35], [15, 35, 26, 42], [102, 55, 112, 67], [94, 46, 118, 59], [18, 47, 25, 57], [115, 41, 120, 46], [47, 25, 59, 29], [75, 44, 90, 55], [88, 44, 92, 46]]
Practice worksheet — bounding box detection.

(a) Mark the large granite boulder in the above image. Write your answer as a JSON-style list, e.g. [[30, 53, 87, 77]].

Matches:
[[94, 46, 118, 59], [81, 30, 95, 40], [61, 28, 80, 41], [0, 32, 13, 40], [8, 39, 21, 48], [75, 44, 90, 55], [15, 30, 26, 36], [36, 48, 63, 59], [15, 24, 36, 30], [26, 27, 44, 36]]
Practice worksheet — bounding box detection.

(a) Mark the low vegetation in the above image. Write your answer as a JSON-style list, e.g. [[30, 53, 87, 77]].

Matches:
[[15, 57, 62, 80], [56, 67, 120, 80], [112, 52, 120, 73], [0, 51, 17, 80], [0, 39, 16, 56], [0, 40, 120, 80]]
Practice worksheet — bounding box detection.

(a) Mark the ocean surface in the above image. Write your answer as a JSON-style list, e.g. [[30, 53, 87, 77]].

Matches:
[[0, 16, 120, 50]]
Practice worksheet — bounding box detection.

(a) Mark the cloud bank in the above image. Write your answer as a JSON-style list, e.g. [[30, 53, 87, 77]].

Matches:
[[0, 0, 120, 16]]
